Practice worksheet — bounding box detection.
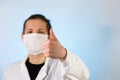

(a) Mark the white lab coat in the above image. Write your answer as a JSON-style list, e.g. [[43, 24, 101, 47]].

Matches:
[[3, 51, 90, 80]]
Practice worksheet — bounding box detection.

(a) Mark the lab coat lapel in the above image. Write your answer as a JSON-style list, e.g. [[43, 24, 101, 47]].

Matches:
[[20, 58, 30, 80], [36, 57, 50, 80]]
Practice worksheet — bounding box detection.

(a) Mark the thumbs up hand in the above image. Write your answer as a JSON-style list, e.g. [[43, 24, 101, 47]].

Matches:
[[42, 29, 67, 60]]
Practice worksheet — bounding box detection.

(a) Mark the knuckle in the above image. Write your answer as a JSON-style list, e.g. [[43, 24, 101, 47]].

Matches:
[[48, 41, 53, 47], [48, 40, 51, 44], [47, 48, 50, 53]]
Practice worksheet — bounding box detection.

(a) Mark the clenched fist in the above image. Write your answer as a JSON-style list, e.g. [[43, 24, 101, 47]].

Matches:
[[42, 29, 67, 60]]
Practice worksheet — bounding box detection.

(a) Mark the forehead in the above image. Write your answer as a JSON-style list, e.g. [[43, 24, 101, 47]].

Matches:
[[25, 19, 47, 30]]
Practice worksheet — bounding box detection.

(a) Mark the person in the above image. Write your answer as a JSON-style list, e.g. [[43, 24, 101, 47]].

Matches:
[[3, 14, 90, 80]]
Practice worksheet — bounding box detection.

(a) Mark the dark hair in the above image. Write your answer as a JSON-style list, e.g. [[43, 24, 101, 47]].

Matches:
[[23, 14, 52, 35]]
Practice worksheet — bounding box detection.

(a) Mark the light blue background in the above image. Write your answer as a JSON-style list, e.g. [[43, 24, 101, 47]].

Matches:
[[0, 0, 120, 80]]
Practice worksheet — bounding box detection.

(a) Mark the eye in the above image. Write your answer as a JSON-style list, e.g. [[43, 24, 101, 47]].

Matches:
[[37, 30, 45, 34], [26, 31, 33, 34]]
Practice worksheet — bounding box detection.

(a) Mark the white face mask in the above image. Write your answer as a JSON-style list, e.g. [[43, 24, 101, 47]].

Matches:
[[23, 33, 48, 55]]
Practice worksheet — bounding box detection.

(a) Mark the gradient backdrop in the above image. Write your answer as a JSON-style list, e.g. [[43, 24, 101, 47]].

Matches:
[[0, 0, 120, 80]]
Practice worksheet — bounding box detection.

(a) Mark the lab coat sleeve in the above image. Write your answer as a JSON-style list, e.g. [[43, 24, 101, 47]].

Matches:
[[2, 66, 10, 80], [61, 51, 90, 80], [2, 73, 7, 80]]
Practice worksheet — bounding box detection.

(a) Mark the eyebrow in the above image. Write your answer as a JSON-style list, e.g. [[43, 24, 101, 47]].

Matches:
[[26, 29, 45, 31], [38, 29, 45, 31], [26, 29, 32, 30]]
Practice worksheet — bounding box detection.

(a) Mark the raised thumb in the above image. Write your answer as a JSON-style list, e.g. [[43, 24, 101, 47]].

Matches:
[[50, 29, 57, 40]]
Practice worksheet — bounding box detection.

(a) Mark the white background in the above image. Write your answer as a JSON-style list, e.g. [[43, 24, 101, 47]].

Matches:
[[0, 0, 120, 80]]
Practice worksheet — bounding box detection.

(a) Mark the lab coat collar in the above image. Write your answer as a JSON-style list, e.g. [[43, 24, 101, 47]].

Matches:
[[36, 57, 50, 80], [20, 56, 50, 80]]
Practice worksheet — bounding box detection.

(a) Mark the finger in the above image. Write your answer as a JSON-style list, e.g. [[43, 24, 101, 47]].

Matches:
[[44, 52, 49, 57], [43, 47, 54, 58], [43, 48, 51, 57], [43, 47, 49, 56], [42, 40, 50, 45], [42, 40, 53, 50], [50, 28, 57, 41]]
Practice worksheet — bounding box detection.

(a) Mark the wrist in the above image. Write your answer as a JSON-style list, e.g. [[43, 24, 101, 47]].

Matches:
[[61, 48, 67, 60]]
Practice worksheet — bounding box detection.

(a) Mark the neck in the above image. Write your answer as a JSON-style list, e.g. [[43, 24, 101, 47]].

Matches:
[[28, 53, 46, 64]]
